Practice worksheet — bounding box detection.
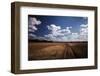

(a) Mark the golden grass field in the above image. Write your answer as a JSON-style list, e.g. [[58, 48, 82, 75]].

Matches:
[[28, 42, 88, 60]]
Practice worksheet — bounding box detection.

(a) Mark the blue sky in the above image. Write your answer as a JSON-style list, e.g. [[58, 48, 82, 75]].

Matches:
[[28, 15, 88, 41]]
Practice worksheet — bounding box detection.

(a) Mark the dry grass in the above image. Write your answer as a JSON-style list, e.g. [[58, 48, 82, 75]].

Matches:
[[28, 42, 88, 60]]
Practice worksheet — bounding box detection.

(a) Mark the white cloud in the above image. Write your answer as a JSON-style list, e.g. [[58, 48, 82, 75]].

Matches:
[[45, 24, 72, 41], [59, 27, 72, 34], [45, 24, 88, 42], [28, 33, 49, 41], [79, 24, 88, 41], [29, 22, 88, 42], [80, 24, 88, 28], [70, 33, 80, 41], [29, 17, 41, 25], [28, 17, 41, 32], [47, 24, 61, 37], [80, 28, 88, 35], [49, 24, 60, 31], [28, 33, 36, 37], [29, 25, 37, 32], [47, 24, 71, 36], [28, 17, 42, 39], [47, 24, 61, 31], [28, 33, 37, 39]]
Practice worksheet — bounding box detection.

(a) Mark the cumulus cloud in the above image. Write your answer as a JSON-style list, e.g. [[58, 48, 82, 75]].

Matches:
[[68, 24, 88, 41], [72, 33, 79, 38], [29, 33, 49, 41], [29, 22, 88, 42], [28, 17, 41, 32], [47, 24, 61, 36], [45, 24, 72, 41], [45, 24, 88, 41], [79, 24, 88, 41], [29, 25, 37, 32], [29, 17, 41, 25], [28, 17, 42, 39], [47, 24, 61, 31], [47, 24, 71, 36], [28, 33, 37, 39], [70, 33, 80, 41], [80, 24, 88, 28]]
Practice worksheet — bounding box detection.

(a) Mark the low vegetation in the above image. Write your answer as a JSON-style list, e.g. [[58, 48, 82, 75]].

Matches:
[[28, 42, 88, 60]]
